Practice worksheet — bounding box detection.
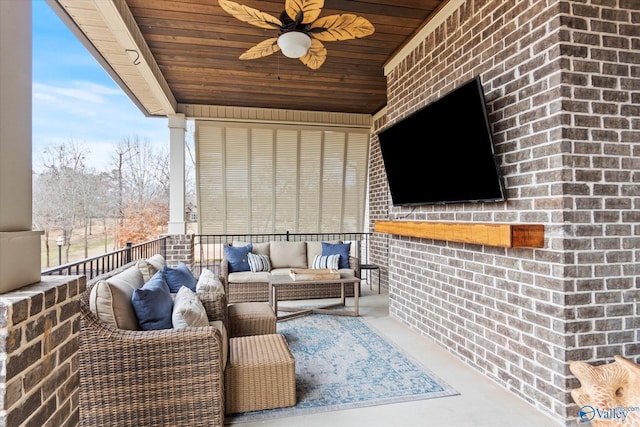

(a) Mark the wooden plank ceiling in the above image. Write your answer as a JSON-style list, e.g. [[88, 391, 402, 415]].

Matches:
[[125, 0, 444, 115]]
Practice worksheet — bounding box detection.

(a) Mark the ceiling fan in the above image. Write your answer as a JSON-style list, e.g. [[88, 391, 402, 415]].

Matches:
[[218, 0, 375, 70]]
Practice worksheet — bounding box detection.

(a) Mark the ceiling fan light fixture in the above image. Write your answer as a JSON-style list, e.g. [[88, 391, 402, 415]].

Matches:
[[277, 31, 311, 58]]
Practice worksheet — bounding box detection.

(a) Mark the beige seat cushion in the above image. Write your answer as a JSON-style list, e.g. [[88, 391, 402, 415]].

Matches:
[[89, 266, 145, 330], [232, 241, 270, 256], [210, 320, 228, 370], [269, 268, 292, 276], [228, 271, 271, 283], [269, 241, 307, 269]]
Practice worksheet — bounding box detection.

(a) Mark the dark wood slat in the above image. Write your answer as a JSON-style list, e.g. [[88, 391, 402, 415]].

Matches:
[[124, 0, 444, 114]]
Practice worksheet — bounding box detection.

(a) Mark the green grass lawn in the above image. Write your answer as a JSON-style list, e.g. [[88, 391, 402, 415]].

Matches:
[[41, 235, 116, 270]]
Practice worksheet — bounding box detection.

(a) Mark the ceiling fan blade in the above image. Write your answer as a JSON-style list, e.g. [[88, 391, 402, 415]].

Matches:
[[219, 0, 282, 30], [239, 38, 280, 60], [285, 0, 324, 25], [299, 39, 327, 70], [310, 14, 375, 41]]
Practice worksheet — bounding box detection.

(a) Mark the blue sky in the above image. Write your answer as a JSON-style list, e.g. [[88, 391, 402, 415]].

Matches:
[[32, 0, 169, 172]]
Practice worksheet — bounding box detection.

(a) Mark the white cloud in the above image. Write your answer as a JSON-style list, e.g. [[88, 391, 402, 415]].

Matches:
[[33, 81, 122, 109], [31, 3, 170, 174], [33, 81, 120, 104], [32, 80, 169, 172]]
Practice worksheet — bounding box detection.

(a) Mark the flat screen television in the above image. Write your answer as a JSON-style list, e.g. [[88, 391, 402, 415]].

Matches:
[[377, 76, 506, 206]]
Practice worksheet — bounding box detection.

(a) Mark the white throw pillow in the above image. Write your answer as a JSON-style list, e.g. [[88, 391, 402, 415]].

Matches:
[[248, 252, 271, 272], [146, 254, 167, 272], [196, 268, 225, 294], [172, 286, 210, 329], [312, 254, 340, 270], [136, 259, 157, 283], [137, 254, 167, 283]]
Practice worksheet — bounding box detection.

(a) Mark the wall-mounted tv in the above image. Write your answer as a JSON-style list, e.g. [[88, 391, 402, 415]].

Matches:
[[377, 76, 506, 206]]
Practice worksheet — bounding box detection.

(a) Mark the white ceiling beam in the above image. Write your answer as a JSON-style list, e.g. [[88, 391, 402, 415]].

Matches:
[[92, 0, 177, 115]]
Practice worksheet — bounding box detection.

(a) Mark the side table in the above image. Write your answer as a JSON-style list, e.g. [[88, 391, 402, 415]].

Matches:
[[360, 264, 380, 294]]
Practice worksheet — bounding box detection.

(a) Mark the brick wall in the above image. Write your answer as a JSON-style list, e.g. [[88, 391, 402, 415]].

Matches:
[[0, 276, 85, 427], [369, 114, 390, 290], [368, 1, 640, 425]]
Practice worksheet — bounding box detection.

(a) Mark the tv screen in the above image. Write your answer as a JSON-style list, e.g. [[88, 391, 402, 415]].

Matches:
[[377, 76, 506, 206]]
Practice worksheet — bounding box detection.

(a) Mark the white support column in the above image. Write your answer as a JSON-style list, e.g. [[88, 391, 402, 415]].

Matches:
[[0, 1, 43, 293], [168, 114, 187, 234]]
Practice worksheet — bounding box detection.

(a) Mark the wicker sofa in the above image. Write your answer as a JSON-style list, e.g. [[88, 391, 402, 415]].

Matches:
[[220, 240, 360, 303], [79, 255, 294, 426]]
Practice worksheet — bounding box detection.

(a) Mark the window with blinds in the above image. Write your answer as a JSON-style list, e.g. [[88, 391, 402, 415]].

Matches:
[[196, 121, 369, 234]]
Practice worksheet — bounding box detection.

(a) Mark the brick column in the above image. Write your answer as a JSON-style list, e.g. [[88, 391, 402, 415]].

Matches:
[[0, 276, 85, 426], [164, 234, 195, 270]]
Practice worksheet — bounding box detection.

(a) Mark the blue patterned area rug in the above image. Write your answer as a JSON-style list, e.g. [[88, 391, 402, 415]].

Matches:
[[226, 314, 458, 424]]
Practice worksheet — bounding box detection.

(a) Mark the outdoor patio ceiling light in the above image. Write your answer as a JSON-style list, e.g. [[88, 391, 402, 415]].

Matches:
[[277, 31, 311, 58], [219, 0, 375, 69]]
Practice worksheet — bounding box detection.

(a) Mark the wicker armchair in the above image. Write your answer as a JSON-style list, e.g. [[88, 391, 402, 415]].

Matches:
[[78, 284, 228, 427]]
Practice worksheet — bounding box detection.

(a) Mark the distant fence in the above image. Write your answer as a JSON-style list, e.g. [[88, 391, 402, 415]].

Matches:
[[193, 232, 371, 277], [41, 237, 167, 281]]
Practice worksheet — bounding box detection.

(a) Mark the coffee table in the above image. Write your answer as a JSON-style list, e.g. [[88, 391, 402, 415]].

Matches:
[[268, 274, 361, 320]]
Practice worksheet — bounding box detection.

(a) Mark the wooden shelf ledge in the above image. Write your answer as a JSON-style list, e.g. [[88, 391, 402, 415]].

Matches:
[[374, 221, 544, 248]]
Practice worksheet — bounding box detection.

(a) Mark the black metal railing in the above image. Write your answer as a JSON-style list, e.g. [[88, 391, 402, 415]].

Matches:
[[41, 237, 168, 281], [40, 232, 371, 282], [194, 232, 370, 277]]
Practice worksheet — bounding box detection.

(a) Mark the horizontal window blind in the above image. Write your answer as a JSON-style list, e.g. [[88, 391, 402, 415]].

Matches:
[[196, 121, 369, 234]]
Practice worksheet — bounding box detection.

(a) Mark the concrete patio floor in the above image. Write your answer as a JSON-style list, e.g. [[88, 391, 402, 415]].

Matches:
[[228, 286, 562, 427]]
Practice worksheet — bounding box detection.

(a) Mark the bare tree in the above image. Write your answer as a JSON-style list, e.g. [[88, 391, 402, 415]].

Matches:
[[38, 140, 93, 263], [92, 171, 119, 252], [111, 135, 169, 247], [33, 171, 58, 267], [185, 121, 197, 206], [77, 172, 108, 258], [32, 135, 181, 267]]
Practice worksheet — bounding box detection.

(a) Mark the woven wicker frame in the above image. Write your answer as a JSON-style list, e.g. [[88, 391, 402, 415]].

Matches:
[[79, 283, 228, 427]]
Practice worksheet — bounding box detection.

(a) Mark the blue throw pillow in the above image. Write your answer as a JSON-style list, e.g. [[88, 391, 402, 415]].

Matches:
[[162, 263, 197, 293], [224, 244, 253, 273], [321, 242, 351, 269], [132, 272, 173, 330]]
